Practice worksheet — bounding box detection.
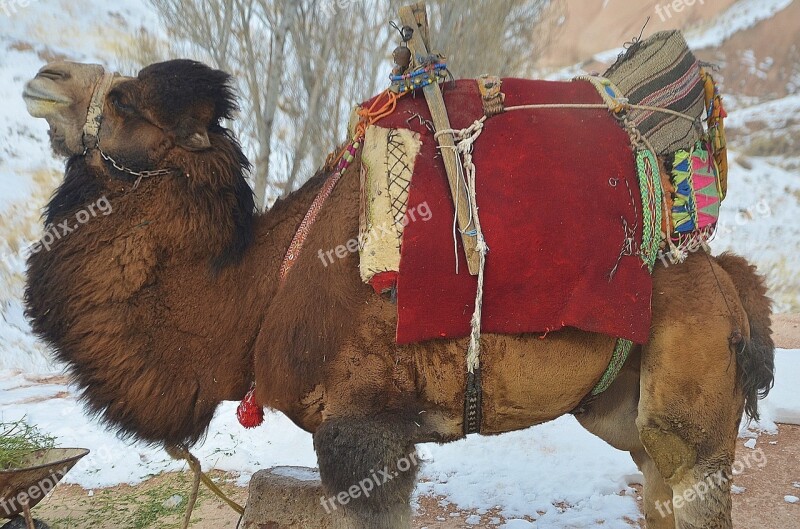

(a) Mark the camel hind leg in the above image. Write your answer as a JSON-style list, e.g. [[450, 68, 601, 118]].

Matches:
[[576, 347, 675, 528], [637, 326, 740, 529], [637, 252, 751, 528]]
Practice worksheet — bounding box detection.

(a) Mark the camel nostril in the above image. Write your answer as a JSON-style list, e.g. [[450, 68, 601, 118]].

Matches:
[[38, 69, 70, 82]]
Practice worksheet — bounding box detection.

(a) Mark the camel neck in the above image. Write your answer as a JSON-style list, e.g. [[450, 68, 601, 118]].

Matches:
[[247, 171, 332, 287]]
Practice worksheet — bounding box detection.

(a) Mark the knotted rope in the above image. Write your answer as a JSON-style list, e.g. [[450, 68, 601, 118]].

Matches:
[[166, 444, 245, 529], [435, 118, 488, 372]]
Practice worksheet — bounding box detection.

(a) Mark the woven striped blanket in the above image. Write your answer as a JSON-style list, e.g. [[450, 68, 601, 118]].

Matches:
[[604, 30, 706, 155]]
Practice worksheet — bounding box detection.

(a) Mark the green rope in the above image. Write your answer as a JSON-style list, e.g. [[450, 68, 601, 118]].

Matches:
[[591, 338, 634, 395], [635, 149, 664, 271]]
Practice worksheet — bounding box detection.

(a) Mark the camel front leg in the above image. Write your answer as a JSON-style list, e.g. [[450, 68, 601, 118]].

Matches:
[[314, 414, 419, 529], [631, 449, 677, 529]]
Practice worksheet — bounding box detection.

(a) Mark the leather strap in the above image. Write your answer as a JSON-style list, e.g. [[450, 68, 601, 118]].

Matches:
[[477, 75, 505, 117], [463, 368, 482, 434], [82, 72, 115, 150]]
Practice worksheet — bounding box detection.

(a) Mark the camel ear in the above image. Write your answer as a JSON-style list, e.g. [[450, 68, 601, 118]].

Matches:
[[178, 130, 211, 151], [174, 116, 212, 151]]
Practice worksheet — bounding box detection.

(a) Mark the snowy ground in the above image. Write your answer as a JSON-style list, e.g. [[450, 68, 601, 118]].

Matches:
[[1, 1, 799, 528], [0, 349, 797, 527]]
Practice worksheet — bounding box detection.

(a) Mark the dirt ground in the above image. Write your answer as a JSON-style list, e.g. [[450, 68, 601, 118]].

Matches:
[[774, 313, 800, 350], [18, 317, 800, 529], [23, 426, 800, 528]]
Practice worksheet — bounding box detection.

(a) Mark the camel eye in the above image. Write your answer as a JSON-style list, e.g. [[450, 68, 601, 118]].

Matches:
[[110, 93, 136, 115]]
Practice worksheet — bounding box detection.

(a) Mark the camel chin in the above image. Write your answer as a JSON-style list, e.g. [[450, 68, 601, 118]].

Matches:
[[23, 61, 107, 155], [23, 88, 77, 156]]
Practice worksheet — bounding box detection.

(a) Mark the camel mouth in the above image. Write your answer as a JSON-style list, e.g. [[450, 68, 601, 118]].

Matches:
[[23, 83, 72, 117]]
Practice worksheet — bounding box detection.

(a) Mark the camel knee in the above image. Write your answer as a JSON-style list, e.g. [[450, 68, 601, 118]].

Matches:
[[637, 421, 735, 529], [314, 415, 418, 529], [637, 423, 697, 485]]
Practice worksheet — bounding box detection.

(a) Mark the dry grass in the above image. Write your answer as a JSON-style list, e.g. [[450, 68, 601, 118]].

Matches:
[[30, 470, 247, 529], [761, 256, 800, 313]]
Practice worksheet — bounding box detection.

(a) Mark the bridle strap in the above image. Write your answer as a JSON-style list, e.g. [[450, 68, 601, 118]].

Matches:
[[82, 72, 115, 150], [80, 71, 173, 187]]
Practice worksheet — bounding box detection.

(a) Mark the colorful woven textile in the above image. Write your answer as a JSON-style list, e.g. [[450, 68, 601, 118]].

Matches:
[[604, 30, 705, 154], [361, 79, 655, 345], [701, 69, 728, 199], [670, 140, 721, 235]]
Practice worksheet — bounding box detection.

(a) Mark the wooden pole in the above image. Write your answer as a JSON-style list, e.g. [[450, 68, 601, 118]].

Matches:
[[398, 2, 480, 275]]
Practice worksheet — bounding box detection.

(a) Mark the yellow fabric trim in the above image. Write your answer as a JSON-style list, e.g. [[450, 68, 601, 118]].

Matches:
[[359, 125, 421, 284]]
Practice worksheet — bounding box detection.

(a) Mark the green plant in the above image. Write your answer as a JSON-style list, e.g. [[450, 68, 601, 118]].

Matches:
[[0, 418, 56, 470]]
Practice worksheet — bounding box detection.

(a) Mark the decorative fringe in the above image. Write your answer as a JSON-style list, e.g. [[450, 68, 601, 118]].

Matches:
[[701, 68, 728, 199]]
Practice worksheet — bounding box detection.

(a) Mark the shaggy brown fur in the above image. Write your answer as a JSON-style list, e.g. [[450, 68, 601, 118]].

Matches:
[[715, 252, 776, 419], [23, 60, 775, 529]]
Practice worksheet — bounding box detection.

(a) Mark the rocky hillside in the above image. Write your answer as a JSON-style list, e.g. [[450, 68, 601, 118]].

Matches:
[[538, 0, 799, 99]]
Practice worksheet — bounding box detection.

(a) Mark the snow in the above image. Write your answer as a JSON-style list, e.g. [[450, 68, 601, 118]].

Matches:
[[723, 94, 800, 131], [757, 349, 800, 425], [501, 521, 535, 529], [593, 0, 795, 67], [684, 0, 794, 50], [0, 0, 798, 526], [785, 495, 799, 504], [0, 350, 797, 525], [465, 514, 482, 524], [415, 417, 641, 526]]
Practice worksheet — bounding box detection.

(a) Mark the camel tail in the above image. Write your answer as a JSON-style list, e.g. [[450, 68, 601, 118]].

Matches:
[[715, 252, 776, 421]]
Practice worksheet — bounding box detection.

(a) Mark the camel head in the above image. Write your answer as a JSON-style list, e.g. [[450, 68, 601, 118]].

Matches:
[[24, 59, 256, 275], [23, 59, 239, 170]]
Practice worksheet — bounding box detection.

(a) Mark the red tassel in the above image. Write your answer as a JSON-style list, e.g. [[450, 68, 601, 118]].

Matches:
[[237, 386, 264, 428]]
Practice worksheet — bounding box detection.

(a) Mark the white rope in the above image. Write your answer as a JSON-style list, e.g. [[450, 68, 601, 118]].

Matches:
[[503, 103, 698, 123], [435, 118, 485, 275], [435, 119, 488, 372]]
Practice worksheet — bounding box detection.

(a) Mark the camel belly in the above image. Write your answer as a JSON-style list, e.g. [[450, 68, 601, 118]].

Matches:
[[413, 329, 616, 440], [479, 330, 616, 433]]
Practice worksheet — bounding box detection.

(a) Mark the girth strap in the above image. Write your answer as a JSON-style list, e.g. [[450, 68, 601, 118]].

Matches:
[[464, 369, 482, 434]]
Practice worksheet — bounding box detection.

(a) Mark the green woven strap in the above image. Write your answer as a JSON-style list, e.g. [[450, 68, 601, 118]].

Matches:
[[591, 338, 634, 395], [635, 149, 664, 271]]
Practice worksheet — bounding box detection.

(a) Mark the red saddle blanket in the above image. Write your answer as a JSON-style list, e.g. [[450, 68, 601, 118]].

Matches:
[[366, 79, 653, 345]]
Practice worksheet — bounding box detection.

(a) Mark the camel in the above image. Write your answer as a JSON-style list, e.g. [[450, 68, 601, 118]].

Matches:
[[22, 59, 774, 529]]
